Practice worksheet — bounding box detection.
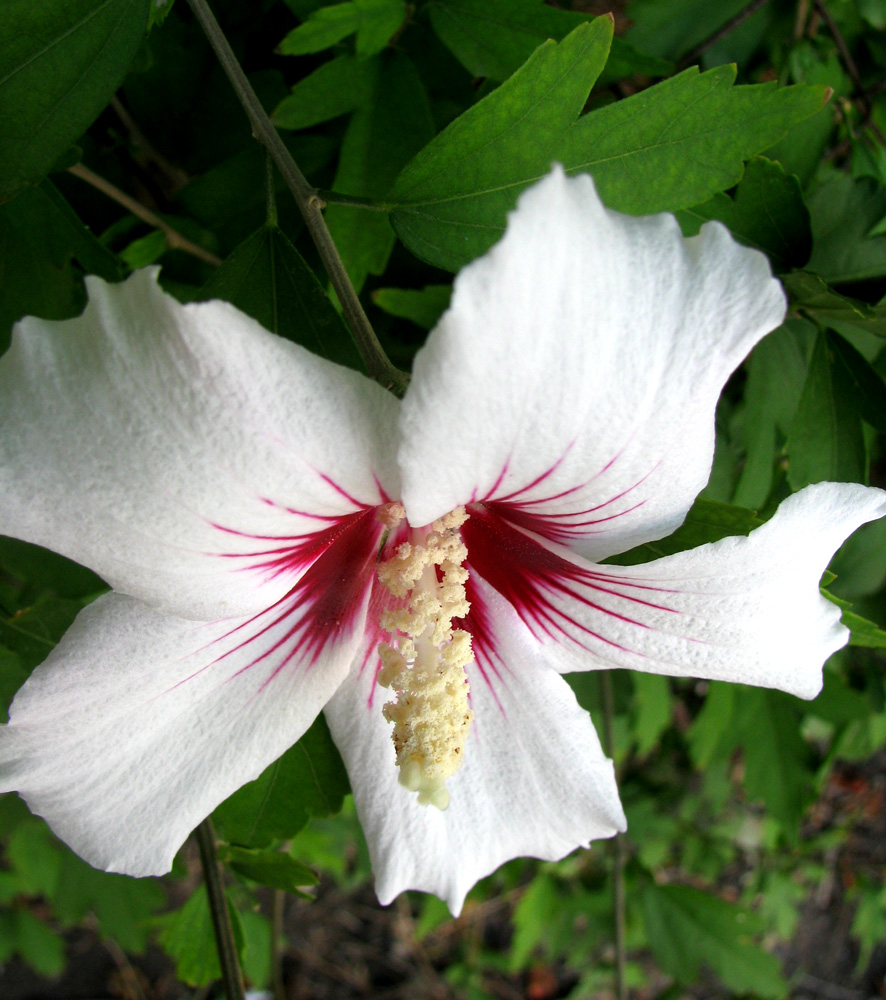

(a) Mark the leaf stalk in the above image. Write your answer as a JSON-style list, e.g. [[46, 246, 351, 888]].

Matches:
[[184, 0, 409, 394]]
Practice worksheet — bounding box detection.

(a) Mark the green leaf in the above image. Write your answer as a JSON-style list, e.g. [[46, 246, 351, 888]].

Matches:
[[733, 320, 813, 509], [239, 908, 273, 989], [148, 0, 176, 28], [821, 591, 886, 648], [177, 135, 336, 248], [787, 329, 867, 490], [0, 537, 105, 602], [631, 673, 672, 756], [200, 225, 363, 370], [735, 688, 812, 832], [0, 596, 84, 670], [119, 228, 168, 268], [784, 271, 886, 339], [213, 715, 349, 847], [810, 669, 871, 724], [642, 884, 787, 997], [371, 284, 451, 329], [277, 0, 405, 57], [807, 174, 886, 284], [429, 0, 596, 81], [388, 20, 825, 271], [840, 611, 886, 649], [155, 885, 245, 987], [688, 682, 736, 769], [220, 844, 318, 893], [0, 180, 121, 350], [0, 0, 151, 199], [677, 157, 812, 272], [626, 0, 748, 61], [0, 649, 30, 723], [851, 885, 886, 969], [11, 908, 66, 979], [827, 515, 886, 600], [429, 0, 670, 84], [605, 499, 763, 567], [598, 38, 674, 87], [324, 50, 434, 292], [52, 851, 166, 953], [7, 821, 62, 898], [273, 55, 377, 129], [827, 330, 886, 432]]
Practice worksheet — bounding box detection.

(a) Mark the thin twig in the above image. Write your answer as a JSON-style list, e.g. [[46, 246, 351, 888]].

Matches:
[[184, 0, 409, 395], [110, 95, 190, 194], [600, 671, 627, 1000], [794, 0, 810, 41], [678, 0, 771, 68], [195, 819, 246, 1000], [67, 162, 223, 266]]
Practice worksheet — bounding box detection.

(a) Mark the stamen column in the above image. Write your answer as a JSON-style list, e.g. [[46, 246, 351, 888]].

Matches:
[[376, 507, 474, 810]]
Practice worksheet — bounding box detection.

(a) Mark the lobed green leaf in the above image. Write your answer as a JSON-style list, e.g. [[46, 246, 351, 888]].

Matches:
[[388, 20, 826, 271], [642, 883, 787, 997]]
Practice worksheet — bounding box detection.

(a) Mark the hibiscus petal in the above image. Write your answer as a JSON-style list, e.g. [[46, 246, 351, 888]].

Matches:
[[325, 578, 625, 915], [398, 166, 785, 560], [462, 483, 886, 699], [0, 269, 400, 620], [0, 585, 371, 875]]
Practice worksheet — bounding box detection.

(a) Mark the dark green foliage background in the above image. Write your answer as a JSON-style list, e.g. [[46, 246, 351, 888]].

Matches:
[[1, 0, 886, 994]]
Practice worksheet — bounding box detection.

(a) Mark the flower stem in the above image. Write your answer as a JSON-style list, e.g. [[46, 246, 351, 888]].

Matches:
[[183, 0, 409, 394], [600, 671, 627, 1000], [195, 818, 245, 1000]]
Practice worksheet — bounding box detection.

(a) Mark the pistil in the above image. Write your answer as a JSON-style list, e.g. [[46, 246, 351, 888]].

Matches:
[[376, 507, 474, 810]]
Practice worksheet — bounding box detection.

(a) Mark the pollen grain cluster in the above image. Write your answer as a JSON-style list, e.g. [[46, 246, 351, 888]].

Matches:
[[376, 506, 474, 811]]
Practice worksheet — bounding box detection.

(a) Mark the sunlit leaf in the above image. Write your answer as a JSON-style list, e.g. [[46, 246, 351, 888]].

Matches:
[[389, 21, 825, 271]]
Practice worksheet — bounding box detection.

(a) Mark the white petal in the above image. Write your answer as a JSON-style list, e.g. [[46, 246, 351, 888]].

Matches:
[[462, 484, 886, 700], [0, 269, 400, 620], [399, 167, 785, 559], [325, 579, 624, 915], [0, 589, 367, 875]]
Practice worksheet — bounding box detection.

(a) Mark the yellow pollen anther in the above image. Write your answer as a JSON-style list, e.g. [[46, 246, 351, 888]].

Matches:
[[376, 507, 474, 810], [377, 501, 406, 527]]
